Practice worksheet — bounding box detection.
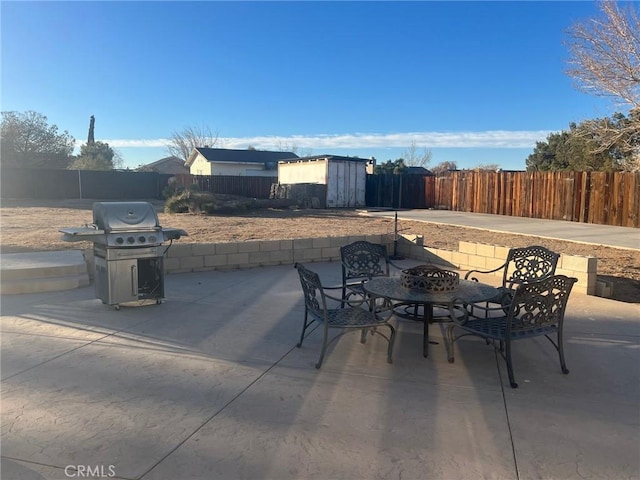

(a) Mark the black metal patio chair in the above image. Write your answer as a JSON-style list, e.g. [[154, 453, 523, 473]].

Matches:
[[340, 240, 401, 307], [446, 274, 577, 388], [295, 263, 396, 369], [464, 245, 561, 317]]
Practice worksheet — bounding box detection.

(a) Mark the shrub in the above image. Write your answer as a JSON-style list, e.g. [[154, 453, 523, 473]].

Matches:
[[164, 190, 218, 213]]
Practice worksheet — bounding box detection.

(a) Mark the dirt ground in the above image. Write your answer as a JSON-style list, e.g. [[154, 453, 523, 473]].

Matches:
[[1, 198, 638, 303]]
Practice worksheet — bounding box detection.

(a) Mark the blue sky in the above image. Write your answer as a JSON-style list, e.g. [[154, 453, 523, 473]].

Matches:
[[1, 1, 617, 170]]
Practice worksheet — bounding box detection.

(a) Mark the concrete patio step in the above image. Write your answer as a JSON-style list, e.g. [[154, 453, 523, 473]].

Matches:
[[0, 250, 90, 294]]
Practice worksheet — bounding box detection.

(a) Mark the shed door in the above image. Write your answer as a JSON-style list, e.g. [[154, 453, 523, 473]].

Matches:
[[327, 161, 363, 208]]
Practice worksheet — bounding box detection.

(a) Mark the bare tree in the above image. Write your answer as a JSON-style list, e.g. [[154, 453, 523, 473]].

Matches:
[[431, 161, 458, 175], [275, 140, 313, 158], [565, 1, 640, 171], [566, 0, 639, 108], [166, 125, 219, 162], [402, 141, 432, 167], [576, 110, 640, 171], [473, 163, 501, 172]]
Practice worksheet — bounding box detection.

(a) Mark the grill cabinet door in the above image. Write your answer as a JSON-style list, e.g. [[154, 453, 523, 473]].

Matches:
[[95, 257, 139, 305]]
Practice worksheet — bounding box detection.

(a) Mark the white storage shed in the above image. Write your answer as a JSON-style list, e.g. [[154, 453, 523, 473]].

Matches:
[[278, 155, 369, 208]]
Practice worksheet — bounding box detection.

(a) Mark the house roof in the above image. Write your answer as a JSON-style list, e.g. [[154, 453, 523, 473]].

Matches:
[[279, 154, 371, 163], [136, 156, 189, 174], [186, 147, 298, 167], [405, 166, 434, 175]]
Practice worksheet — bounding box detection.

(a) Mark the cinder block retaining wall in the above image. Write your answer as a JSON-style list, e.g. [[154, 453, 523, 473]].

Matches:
[[81, 235, 597, 296], [396, 236, 597, 296], [163, 234, 394, 272]]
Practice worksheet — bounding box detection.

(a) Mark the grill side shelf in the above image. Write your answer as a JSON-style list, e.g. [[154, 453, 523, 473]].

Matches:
[[59, 228, 105, 242]]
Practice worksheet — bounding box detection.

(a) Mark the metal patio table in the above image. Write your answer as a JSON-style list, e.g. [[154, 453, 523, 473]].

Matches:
[[363, 277, 498, 358]]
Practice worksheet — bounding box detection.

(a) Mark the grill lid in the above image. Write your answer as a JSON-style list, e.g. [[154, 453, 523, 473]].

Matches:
[[93, 202, 160, 232]]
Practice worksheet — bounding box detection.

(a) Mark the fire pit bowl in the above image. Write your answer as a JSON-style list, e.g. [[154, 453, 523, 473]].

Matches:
[[400, 265, 460, 292]]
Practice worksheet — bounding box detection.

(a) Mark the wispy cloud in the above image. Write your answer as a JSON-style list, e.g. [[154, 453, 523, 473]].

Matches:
[[103, 130, 552, 150]]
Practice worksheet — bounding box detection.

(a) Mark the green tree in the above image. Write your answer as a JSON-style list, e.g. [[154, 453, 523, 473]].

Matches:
[[68, 141, 118, 170], [526, 117, 631, 172], [374, 158, 408, 174], [0, 111, 75, 168]]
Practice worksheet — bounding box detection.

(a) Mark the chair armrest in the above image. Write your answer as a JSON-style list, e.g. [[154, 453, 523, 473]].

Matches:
[[448, 298, 470, 325], [323, 284, 368, 308], [464, 263, 507, 281]]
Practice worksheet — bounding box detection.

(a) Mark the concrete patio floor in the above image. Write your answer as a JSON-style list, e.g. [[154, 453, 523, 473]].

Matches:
[[1, 260, 639, 480]]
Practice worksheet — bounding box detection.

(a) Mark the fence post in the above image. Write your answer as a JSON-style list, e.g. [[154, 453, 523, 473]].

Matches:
[[78, 170, 82, 199]]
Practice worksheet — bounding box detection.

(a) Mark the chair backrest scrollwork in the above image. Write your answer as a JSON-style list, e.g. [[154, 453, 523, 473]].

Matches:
[[503, 246, 560, 290], [507, 275, 576, 334], [340, 241, 390, 284]]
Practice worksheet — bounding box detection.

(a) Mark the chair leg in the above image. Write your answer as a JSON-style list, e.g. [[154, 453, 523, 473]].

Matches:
[[297, 310, 309, 348], [360, 328, 368, 344], [446, 325, 455, 363], [315, 325, 330, 369], [386, 324, 396, 364], [505, 340, 518, 388], [558, 329, 569, 375]]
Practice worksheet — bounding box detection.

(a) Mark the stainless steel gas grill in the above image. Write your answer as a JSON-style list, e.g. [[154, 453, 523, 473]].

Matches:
[[60, 201, 187, 309]]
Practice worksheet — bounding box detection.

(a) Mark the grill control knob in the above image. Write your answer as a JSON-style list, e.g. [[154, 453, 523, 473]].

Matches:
[[149, 235, 157, 243], [138, 236, 146, 243], [127, 236, 135, 244], [116, 237, 124, 245]]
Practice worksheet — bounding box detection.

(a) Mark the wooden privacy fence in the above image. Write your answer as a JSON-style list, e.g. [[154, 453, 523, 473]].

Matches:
[[173, 174, 278, 199], [427, 171, 640, 228]]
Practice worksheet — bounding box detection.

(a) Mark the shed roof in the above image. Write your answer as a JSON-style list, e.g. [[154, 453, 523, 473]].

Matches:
[[279, 154, 370, 164]]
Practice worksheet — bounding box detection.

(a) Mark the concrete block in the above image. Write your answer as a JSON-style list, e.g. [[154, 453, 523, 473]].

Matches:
[[270, 250, 293, 264], [459, 241, 476, 255], [191, 243, 217, 256], [302, 248, 323, 260], [494, 245, 511, 261], [561, 254, 597, 273], [258, 240, 280, 252], [365, 234, 384, 244], [204, 255, 228, 267], [451, 252, 469, 268], [312, 237, 331, 248], [166, 244, 192, 258], [596, 279, 614, 298], [248, 251, 271, 264], [238, 241, 261, 253], [322, 247, 340, 258], [180, 256, 204, 270], [476, 243, 495, 258], [330, 237, 350, 248], [485, 257, 506, 271], [431, 249, 454, 263], [468, 255, 486, 269], [215, 243, 239, 255], [227, 253, 249, 266], [293, 238, 314, 249], [164, 258, 181, 272], [279, 240, 293, 250]]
